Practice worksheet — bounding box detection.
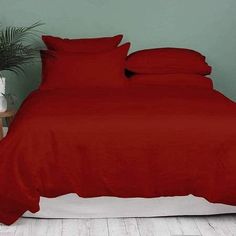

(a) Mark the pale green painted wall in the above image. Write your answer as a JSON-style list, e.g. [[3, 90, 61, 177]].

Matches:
[[1, 0, 236, 106]]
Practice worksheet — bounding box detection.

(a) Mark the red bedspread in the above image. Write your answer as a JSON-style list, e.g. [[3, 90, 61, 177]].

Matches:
[[1, 83, 236, 224]]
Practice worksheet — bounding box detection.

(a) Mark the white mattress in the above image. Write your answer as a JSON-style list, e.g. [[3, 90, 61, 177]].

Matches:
[[23, 194, 236, 218]]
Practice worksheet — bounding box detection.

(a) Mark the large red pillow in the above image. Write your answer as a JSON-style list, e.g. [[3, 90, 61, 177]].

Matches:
[[126, 48, 212, 75], [40, 43, 130, 90], [42, 35, 123, 53]]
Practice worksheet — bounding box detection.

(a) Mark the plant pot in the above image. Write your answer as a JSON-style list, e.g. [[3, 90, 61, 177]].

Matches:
[[0, 77, 7, 112], [0, 96, 7, 112], [0, 77, 5, 94]]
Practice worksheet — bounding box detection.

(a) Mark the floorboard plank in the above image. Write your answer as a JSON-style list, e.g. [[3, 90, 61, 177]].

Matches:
[[76, 219, 90, 236], [206, 216, 234, 236], [123, 218, 140, 236], [61, 219, 80, 236], [0, 222, 16, 235], [152, 218, 171, 236], [108, 218, 127, 236], [136, 218, 156, 236], [177, 216, 201, 235], [137, 217, 171, 236], [194, 216, 219, 236], [165, 217, 183, 235], [30, 219, 50, 236], [89, 219, 109, 236], [223, 215, 236, 235], [45, 219, 62, 236], [15, 218, 36, 236]]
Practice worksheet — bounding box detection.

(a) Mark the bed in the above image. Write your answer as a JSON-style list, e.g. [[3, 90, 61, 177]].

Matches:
[[1, 36, 236, 225]]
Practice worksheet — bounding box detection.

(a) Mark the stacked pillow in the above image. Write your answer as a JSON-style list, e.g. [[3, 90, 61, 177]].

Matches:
[[125, 47, 212, 88], [126, 48, 212, 75], [41, 34, 130, 89]]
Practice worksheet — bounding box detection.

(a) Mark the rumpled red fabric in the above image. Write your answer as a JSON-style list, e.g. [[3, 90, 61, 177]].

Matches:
[[1, 81, 236, 225]]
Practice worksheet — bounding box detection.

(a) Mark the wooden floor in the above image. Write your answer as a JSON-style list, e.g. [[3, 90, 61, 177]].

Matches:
[[1, 215, 236, 236]]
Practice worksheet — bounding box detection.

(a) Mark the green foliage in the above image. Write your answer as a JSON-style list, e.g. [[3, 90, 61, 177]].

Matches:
[[0, 21, 43, 76]]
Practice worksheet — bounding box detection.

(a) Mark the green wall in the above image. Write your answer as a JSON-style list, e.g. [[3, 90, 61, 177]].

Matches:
[[1, 0, 236, 106]]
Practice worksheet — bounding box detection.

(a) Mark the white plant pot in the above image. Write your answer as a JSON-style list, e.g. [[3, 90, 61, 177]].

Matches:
[[0, 77, 7, 112], [0, 77, 6, 94], [0, 96, 7, 112]]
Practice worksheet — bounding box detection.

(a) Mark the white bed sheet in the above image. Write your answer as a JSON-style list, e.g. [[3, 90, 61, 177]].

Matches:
[[23, 194, 236, 218]]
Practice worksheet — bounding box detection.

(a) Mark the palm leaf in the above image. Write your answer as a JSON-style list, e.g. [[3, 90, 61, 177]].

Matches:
[[0, 21, 43, 75], [0, 21, 43, 44]]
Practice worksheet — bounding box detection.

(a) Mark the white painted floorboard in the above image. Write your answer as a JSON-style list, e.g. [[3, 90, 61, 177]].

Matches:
[[1, 216, 236, 236]]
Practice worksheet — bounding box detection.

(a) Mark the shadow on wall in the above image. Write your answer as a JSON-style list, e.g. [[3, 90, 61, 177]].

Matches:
[[5, 63, 42, 110]]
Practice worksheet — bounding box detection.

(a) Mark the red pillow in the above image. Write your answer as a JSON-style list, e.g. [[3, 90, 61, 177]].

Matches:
[[42, 35, 123, 53], [127, 74, 213, 89], [126, 48, 212, 75], [40, 43, 130, 90]]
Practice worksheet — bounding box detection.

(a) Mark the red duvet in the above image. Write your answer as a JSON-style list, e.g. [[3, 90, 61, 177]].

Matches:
[[1, 80, 236, 225]]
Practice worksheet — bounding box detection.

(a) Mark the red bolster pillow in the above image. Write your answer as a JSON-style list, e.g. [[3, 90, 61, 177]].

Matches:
[[126, 48, 212, 75], [42, 34, 123, 53]]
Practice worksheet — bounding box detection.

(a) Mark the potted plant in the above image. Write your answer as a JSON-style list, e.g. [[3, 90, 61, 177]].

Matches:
[[0, 22, 43, 112]]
